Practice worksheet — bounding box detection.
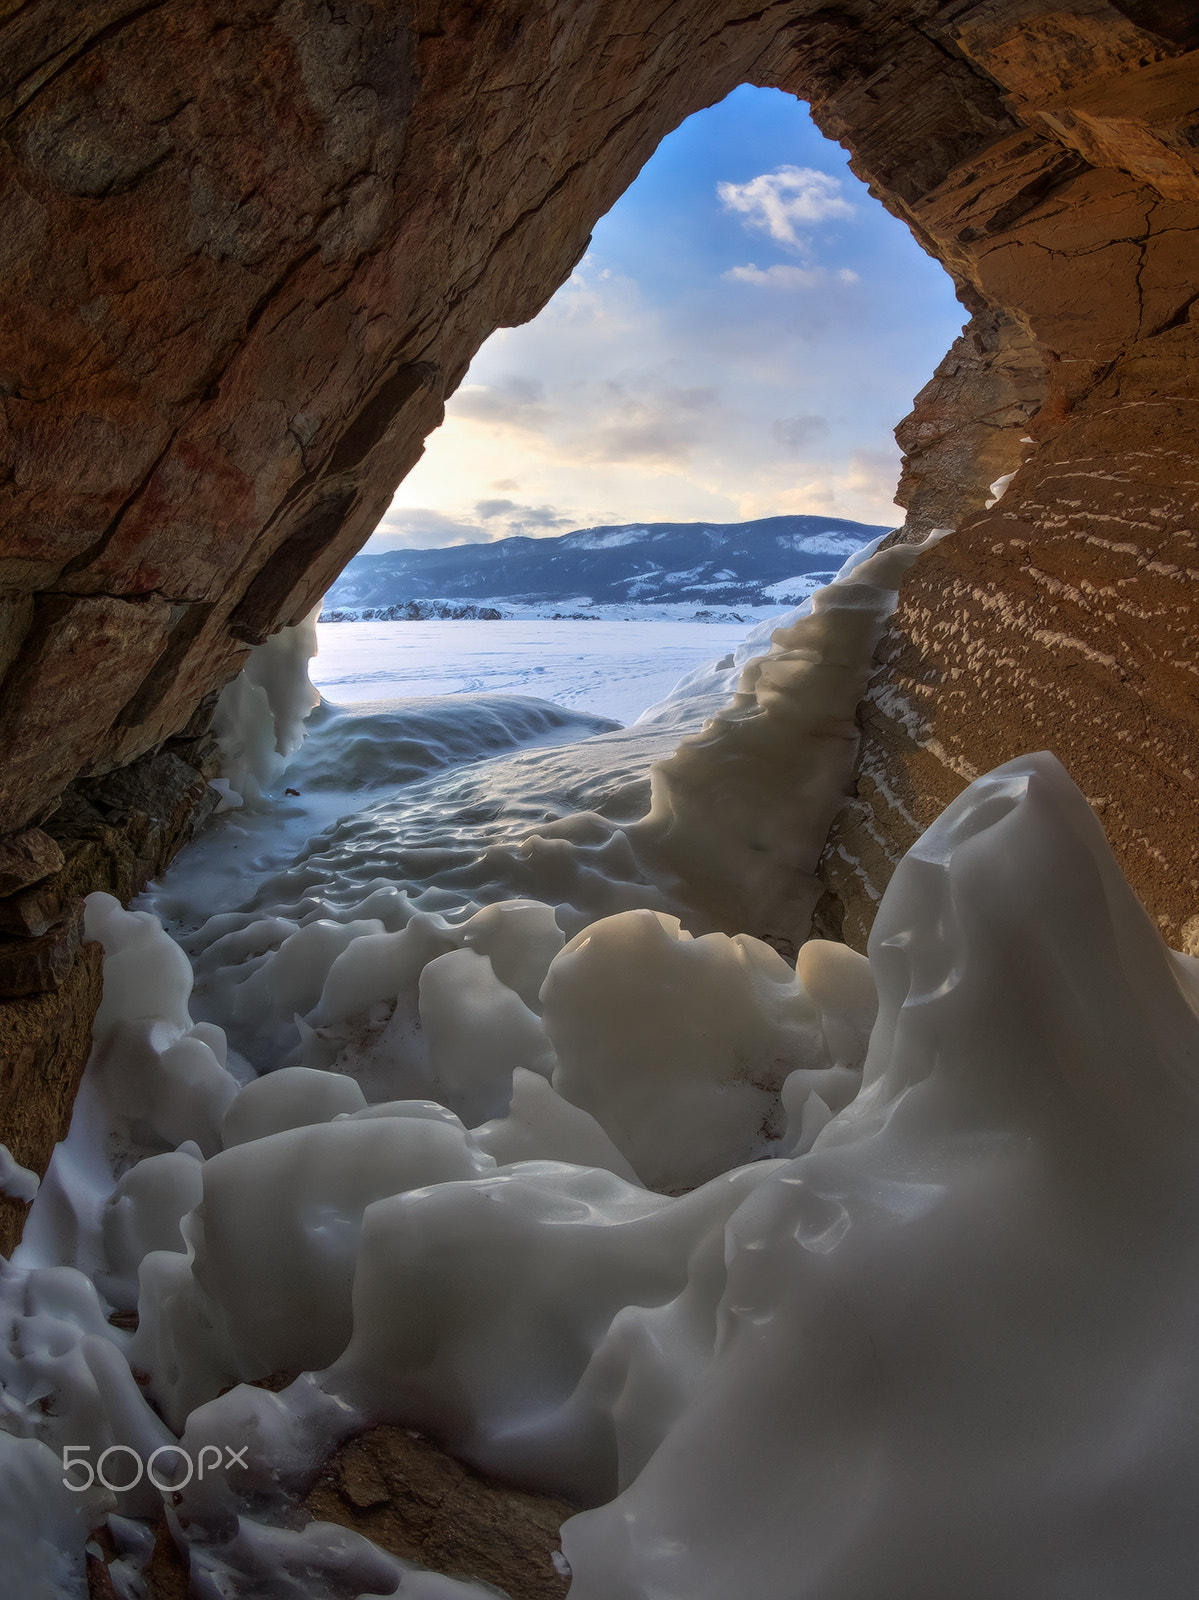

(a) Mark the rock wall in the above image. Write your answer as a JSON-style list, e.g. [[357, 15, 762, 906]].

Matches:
[[2, 2, 1198, 1180], [818, 3, 1199, 950]]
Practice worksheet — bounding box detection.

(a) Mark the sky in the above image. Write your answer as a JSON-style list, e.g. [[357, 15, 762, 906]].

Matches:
[[370, 85, 965, 552]]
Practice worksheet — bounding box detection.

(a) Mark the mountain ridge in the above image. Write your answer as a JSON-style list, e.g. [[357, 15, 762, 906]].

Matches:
[[321, 514, 893, 619]]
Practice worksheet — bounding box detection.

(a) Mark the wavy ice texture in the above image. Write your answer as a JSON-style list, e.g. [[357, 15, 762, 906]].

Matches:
[[14, 537, 1199, 1597], [0, 1430, 92, 1597], [558, 754, 1199, 1600], [211, 603, 323, 806], [629, 531, 947, 938], [288, 694, 620, 793], [166, 533, 921, 1082], [541, 910, 826, 1190], [18, 749, 1196, 1598], [7, 739, 1199, 1596]]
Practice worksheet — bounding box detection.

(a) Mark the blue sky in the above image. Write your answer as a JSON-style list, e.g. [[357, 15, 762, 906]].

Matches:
[[372, 86, 965, 550]]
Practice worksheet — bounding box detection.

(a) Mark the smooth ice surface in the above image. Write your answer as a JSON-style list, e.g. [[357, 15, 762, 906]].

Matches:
[[0, 1143, 40, 1202], [310, 617, 764, 724], [561, 755, 1199, 1600]]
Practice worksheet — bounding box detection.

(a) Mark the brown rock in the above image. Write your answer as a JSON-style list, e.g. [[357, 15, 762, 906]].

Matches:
[[0, 593, 173, 835], [894, 308, 1045, 541], [0, 736, 220, 1255], [0, 874, 71, 937], [305, 1426, 575, 1600], [0, 826, 63, 896], [85, 1507, 190, 1600], [0, 937, 101, 1256], [0, 902, 84, 996], [823, 366, 1199, 951], [0, 0, 1161, 844]]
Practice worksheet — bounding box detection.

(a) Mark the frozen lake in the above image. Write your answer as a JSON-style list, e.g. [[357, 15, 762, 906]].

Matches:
[[311, 617, 760, 724]]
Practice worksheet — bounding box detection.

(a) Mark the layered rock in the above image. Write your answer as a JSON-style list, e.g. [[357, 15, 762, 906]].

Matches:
[[820, 4, 1199, 949]]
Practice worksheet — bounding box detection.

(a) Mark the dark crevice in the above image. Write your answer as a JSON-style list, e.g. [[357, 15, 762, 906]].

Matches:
[[240, 244, 325, 345], [54, 432, 182, 585], [323, 362, 440, 481], [1149, 289, 1199, 339], [228, 489, 359, 646]]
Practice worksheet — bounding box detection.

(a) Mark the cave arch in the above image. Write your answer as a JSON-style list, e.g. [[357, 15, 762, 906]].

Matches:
[[2, 2, 1199, 1216]]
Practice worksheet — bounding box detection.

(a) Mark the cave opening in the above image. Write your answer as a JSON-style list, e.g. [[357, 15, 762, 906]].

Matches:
[[310, 85, 964, 726], [5, 6, 1199, 1595]]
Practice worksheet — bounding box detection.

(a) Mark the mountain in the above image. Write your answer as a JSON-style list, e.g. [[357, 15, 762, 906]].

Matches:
[[320, 515, 892, 620]]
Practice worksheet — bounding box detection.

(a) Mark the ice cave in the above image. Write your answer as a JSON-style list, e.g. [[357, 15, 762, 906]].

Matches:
[[3, 3, 1199, 1597]]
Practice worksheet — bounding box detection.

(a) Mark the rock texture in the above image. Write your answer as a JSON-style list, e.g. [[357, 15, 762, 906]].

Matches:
[[0, 735, 220, 1248], [0, 940, 101, 1255], [820, 4, 1199, 950], [305, 1425, 575, 1600], [3, 1, 1199, 1239]]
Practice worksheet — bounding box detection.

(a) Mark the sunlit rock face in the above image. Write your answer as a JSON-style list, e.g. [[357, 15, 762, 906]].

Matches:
[[818, 9, 1199, 952]]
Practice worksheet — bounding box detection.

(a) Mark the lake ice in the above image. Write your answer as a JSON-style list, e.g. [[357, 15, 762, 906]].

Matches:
[[309, 616, 767, 725]]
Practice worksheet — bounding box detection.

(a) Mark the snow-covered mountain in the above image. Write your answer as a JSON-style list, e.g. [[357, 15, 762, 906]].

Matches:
[[321, 514, 892, 620]]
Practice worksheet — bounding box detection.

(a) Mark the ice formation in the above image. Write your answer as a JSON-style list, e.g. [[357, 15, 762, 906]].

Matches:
[[6, 537, 1199, 1598], [211, 604, 323, 806], [630, 532, 943, 935]]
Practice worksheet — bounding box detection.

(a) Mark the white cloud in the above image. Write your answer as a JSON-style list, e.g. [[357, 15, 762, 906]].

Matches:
[[452, 375, 550, 431], [476, 499, 572, 532], [374, 236, 956, 551], [571, 380, 720, 467], [369, 497, 578, 551], [370, 506, 489, 549], [723, 263, 861, 289], [717, 166, 853, 253]]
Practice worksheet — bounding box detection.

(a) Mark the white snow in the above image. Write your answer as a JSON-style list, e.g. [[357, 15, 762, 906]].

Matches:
[[212, 604, 322, 806], [7, 529, 1199, 1599], [985, 469, 1018, 508], [759, 572, 828, 601], [310, 617, 762, 725], [0, 1145, 39, 1204], [561, 527, 651, 550], [778, 530, 866, 554]]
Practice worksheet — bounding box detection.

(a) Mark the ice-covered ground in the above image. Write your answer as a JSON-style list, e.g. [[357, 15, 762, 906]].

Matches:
[[309, 617, 767, 724], [6, 533, 1199, 1599]]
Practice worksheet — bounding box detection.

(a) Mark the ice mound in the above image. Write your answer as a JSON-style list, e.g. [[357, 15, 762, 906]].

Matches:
[[541, 910, 824, 1190], [631, 532, 946, 937], [286, 694, 621, 793], [212, 604, 323, 806], [8, 751, 1199, 1598], [167, 534, 934, 1081], [561, 754, 1199, 1599]]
